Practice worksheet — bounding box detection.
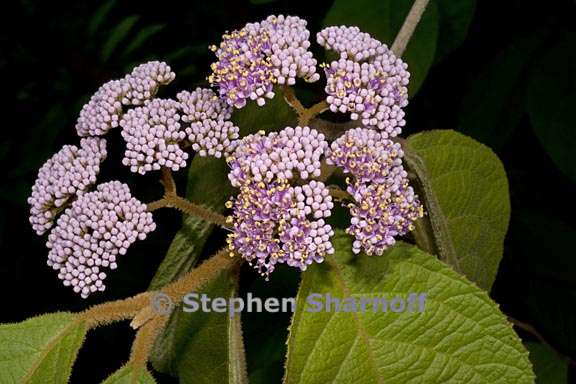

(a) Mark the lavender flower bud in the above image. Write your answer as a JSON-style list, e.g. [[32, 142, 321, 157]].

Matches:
[[177, 88, 232, 123], [209, 15, 318, 108], [122, 61, 176, 106], [46, 181, 156, 298], [326, 127, 405, 184], [186, 119, 240, 158], [323, 51, 409, 138], [76, 79, 128, 137], [119, 98, 188, 174], [346, 180, 423, 256], [227, 126, 328, 187], [317, 25, 387, 62], [28, 138, 107, 235], [227, 179, 334, 277]]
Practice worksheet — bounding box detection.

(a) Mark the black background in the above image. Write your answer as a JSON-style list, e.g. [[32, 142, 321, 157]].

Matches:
[[1, 0, 575, 382]]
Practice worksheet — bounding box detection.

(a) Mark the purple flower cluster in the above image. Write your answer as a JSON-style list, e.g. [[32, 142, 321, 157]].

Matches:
[[120, 98, 189, 174], [226, 127, 334, 276], [346, 181, 423, 255], [326, 127, 405, 184], [47, 181, 155, 298], [228, 126, 327, 187], [28, 138, 107, 235], [327, 128, 423, 255], [76, 61, 175, 137], [208, 15, 318, 108], [177, 88, 239, 158], [318, 27, 409, 138], [317, 26, 387, 62], [245, 15, 320, 85]]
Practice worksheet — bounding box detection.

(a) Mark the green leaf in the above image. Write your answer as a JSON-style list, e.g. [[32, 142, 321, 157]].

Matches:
[[434, 0, 476, 60], [231, 88, 298, 134], [284, 232, 534, 383], [525, 342, 568, 384], [0, 312, 87, 383], [102, 364, 157, 384], [122, 24, 166, 57], [527, 32, 576, 184], [458, 33, 546, 150], [88, 0, 117, 36], [404, 130, 510, 290], [100, 15, 141, 62], [322, 0, 439, 95], [151, 265, 247, 384]]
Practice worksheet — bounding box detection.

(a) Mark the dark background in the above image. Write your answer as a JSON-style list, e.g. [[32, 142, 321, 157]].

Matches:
[[1, 0, 575, 382]]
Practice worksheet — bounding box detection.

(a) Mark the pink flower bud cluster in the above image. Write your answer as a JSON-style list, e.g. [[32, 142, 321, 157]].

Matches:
[[208, 15, 318, 108], [328, 128, 423, 255], [317, 26, 387, 62], [326, 127, 405, 184], [122, 61, 175, 106], [245, 15, 320, 85], [226, 127, 334, 276], [76, 61, 175, 137], [228, 126, 327, 187], [28, 138, 107, 235], [177, 88, 239, 158], [346, 181, 423, 256], [120, 98, 188, 174], [319, 26, 409, 138], [46, 181, 156, 298]]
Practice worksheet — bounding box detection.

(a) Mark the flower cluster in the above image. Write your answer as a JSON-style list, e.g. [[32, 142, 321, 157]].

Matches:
[[120, 98, 189, 174], [177, 88, 239, 158], [46, 181, 156, 298], [226, 127, 334, 276], [28, 138, 107, 235], [327, 128, 423, 255], [228, 126, 327, 186], [326, 127, 405, 184], [317, 25, 386, 62], [208, 15, 318, 108], [76, 61, 175, 137], [319, 27, 409, 138]]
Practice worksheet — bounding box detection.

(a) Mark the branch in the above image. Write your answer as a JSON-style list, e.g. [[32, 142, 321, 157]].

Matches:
[[281, 85, 306, 117], [164, 194, 228, 227], [160, 167, 177, 196], [391, 0, 431, 57], [509, 317, 576, 365], [129, 314, 168, 369]]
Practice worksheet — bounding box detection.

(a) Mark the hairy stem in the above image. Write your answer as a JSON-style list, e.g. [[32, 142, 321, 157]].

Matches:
[[146, 198, 168, 212], [129, 314, 168, 369], [281, 85, 306, 116], [79, 292, 151, 328], [161, 167, 177, 195], [164, 194, 228, 227], [391, 0, 430, 57]]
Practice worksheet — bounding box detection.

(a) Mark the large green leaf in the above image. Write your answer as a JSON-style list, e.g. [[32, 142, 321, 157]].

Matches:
[[525, 342, 568, 384], [323, 0, 439, 95], [434, 0, 476, 60], [404, 130, 510, 290], [527, 32, 576, 184], [458, 33, 546, 150], [102, 364, 157, 384], [284, 232, 533, 383], [0, 312, 87, 383], [151, 265, 247, 384]]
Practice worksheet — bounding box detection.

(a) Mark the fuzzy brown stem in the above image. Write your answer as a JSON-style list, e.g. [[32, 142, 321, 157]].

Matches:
[[79, 292, 151, 328], [281, 85, 306, 116], [146, 198, 168, 212], [129, 314, 168, 368], [161, 167, 177, 195], [164, 194, 228, 227]]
